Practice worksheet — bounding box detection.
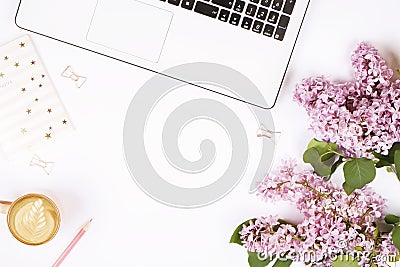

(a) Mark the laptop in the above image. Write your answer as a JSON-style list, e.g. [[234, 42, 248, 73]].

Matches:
[[15, 0, 310, 109]]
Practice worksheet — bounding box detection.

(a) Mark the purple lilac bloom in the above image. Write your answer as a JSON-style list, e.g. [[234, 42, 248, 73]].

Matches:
[[239, 160, 398, 266], [294, 42, 400, 157]]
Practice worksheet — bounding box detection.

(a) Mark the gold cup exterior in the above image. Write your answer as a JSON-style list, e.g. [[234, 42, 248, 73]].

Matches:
[[0, 201, 12, 214]]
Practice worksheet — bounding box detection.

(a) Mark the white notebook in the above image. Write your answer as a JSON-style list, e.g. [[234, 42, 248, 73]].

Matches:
[[0, 35, 73, 157]]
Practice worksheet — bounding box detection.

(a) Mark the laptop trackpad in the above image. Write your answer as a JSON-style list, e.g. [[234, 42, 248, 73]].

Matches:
[[86, 0, 173, 63]]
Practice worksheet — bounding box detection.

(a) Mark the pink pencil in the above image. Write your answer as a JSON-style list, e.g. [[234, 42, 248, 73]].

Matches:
[[52, 219, 93, 267]]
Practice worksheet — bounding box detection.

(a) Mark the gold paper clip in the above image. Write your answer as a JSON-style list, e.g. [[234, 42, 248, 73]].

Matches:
[[61, 66, 87, 88], [30, 155, 54, 175]]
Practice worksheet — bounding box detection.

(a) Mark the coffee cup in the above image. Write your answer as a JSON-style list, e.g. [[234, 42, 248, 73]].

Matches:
[[0, 193, 61, 245]]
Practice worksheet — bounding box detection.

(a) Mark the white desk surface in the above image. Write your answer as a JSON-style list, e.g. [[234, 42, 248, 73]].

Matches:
[[1, 0, 400, 266]]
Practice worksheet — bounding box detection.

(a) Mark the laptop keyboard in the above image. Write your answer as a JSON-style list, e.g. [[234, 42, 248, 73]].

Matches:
[[160, 0, 296, 41]]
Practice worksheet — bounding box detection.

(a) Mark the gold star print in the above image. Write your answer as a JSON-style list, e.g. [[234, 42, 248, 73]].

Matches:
[[21, 128, 27, 135], [0, 72, 4, 78], [21, 88, 26, 92], [31, 60, 36, 65], [19, 42, 25, 48], [62, 119, 67, 124], [47, 108, 52, 113], [4, 56, 8, 61], [26, 109, 31, 114], [45, 133, 51, 139], [14, 62, 19, 67]]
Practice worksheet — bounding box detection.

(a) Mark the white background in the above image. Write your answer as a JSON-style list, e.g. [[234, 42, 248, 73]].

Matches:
[[1, 0, 400, 266]]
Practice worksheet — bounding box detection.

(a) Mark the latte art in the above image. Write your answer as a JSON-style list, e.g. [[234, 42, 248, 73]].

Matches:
[[7, 194, 60, 245]]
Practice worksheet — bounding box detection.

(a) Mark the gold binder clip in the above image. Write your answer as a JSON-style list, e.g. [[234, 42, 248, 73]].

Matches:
[[257, 124, 281, 143], [61, 66, 87, 88], [30, 155, 54, 175]]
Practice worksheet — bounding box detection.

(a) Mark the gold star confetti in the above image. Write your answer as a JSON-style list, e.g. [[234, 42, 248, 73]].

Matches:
[[26, 109, 31, 114], [45, 133, 51, 139], [0, 72, 4, 78], [31, 60, 36, 65], [47, 108, 52, 113], [19, 42, 25, 48], [39, 84, 43, 88], [21, 88, 26, 92], [14, 62, 19, 67], [21, 128, 27, 135], [4, 56, 8, 61], [62, 119, 67, 124], [31, 77, 34, 81]]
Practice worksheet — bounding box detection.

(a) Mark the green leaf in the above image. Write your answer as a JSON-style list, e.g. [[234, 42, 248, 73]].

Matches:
[[328, 156, 344, 179], [385, 214, 400, 224], [375, 159, 392, 168], [230, 219, 255, 246], [373, 142, 400, 165], [392, 226, 400, 250], [307, 139, 338, 161], [373, 151, 391, 167], [333, 256, 359, 267], [342, 182, 352, 195], [343, 158, 376, 194], [394, 150, 400, 181], [248, 251, 273, 267], [303, 148, 331, 177], [272, 259, 293, 267]]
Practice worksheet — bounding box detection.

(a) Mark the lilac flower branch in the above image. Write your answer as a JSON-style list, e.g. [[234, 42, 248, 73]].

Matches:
[[231, 159, 398, 267]]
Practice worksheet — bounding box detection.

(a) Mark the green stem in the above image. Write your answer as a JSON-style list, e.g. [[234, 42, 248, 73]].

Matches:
[[295, 182, 330, 198], [320, 149, 348, 159], [390, 164, 397, 175]]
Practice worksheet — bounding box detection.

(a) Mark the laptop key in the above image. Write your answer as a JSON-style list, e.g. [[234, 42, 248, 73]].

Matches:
[[256, 7, 268, 20], [168, 0, 181, 6], [283, 0, 296, 15], [229, 12, 241, 25], [212, 0, 234, 9], [194, 2, 219, 18], [233, 0, 245, 13], [263, 24, 275, 37], [245, 4, 257, 17], [241, 17, 253, 30], [218, 9, 230, 22], [260, 0, 272, 7], [278, 14, 290, 29], [274, 27, 286, 41], [252, 20, 264, 33], [181, 0, 195, 10], [267, 11, 279, 24], [250, 0, 260, 3], [271, 0, 283, 11]]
